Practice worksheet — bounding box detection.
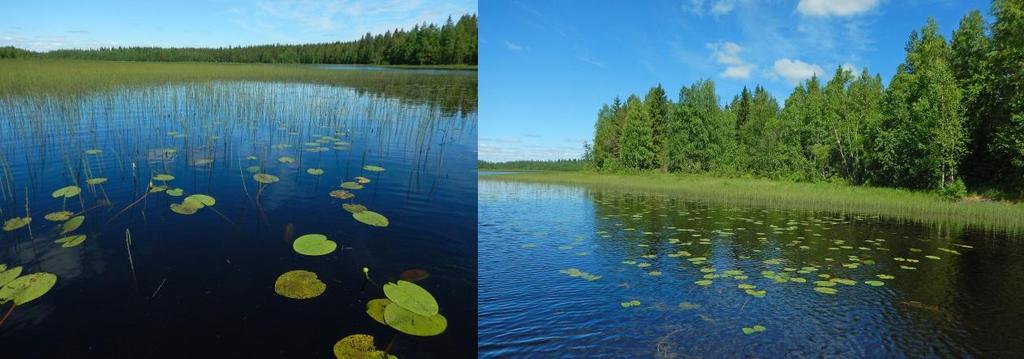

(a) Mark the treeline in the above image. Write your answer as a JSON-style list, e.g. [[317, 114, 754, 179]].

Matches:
[[589, 1, 1024, 198], [478, 159, 588, 171], [1, 15, 476, 66]]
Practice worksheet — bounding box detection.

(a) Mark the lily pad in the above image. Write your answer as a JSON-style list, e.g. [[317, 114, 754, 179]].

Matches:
[[246, 165, 261, 174], [166, 188, 184, 197], [363, 165, 385, 172], [332, 334, 396, 359], [44, 211, 73, 222], [292, 234, 337, 256], [54, 234, 87, 248], [343, 204, 368, 214], [0, 266, 23, 287], [170, 199, 202, 215], [399, 269, 430, 282], [3, 217, 31, 231], [383, 303, 448, 336], [278, 156, 295, 164], [330, 190, 355, 200], [254, 173, 280, 184], [153, 174, 175, 181], [621, 299, 641, 308], [84, 149, 102, 155], [354, 176, 371, 184], [353, 211, 389, 227], [61, 216, 85, 234], [695, 280, 713, 286], [745, 289, 767, 298], [51, 185, 81, 199], [274, 270, 326, 299], [306, 168, 324, 176], [383, 280, 438, 316], [0, 272, 57, 305], [366, 298, 392, 325], [814, 280, 837, 287], [864, 280, 885, 286], [186, 194, 216, 207], [341, 181, 364, 190], [86, 178, 108, 185], [742, 325, 766, 335], [876, 274, 895, 280], [814, 286, 838, 295]]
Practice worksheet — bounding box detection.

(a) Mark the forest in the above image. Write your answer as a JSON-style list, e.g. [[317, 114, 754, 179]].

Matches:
[[478, 159, 587, 171], [0, 14, 476, 66], [588, 1, 1023, 199]]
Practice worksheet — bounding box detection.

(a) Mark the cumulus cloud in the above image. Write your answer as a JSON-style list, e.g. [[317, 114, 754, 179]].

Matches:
[[773, 58, 825, 85], [797, 0, 880, 17], [708, 41, 753, 79]]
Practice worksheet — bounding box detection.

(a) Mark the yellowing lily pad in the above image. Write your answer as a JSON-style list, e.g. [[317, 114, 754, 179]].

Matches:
[[52, 185, 81, 199], [54, 234, 87, 248], [366, 298, 392, 325], [278, 156, 295, 164], [363, 165, 385, 172], [153, 174, 175, 181], [186, 194, 216, 207], [330, 190, 355, 200], [343, 204, 367, 213], [254, 173, 279, 184], [292, 234, 337, 256], [383, 280, 438, 316], [341, 181, 363, 190], [0, 272, 57, 305], [86, 178, 107, 185], [814, 286, 838, 295], [61, 216, 85, 234], [274, 270, 326, 299], [166, 188, 184, 197], [354, 176, 371, 184], [44, 211, 73, 222], [332, 334, 396, 359], [306, 168, 324, 176], [170, 199, 201, 215], [353, 211, 389, 227], [3, 217, 31, 231], [383, 303, 447, 336]]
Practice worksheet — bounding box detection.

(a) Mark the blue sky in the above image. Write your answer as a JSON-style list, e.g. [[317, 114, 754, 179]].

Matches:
[[480, 0, 989, 162], [0, 0, 476, 51]]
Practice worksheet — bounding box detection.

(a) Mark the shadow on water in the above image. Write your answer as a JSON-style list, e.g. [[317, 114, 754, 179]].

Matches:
[[479, 180, 1024, 358], [0, 75, 477, 358]]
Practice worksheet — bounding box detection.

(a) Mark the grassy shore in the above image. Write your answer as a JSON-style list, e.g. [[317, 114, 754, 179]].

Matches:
[[482, 171, 1024, 233]]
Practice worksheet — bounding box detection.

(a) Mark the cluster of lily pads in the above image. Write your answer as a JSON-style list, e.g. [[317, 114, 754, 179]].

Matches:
[[0, 263, 57, 326], [365, 280, 448, 337], [558, 268, 601, 281], [335, 165, 389, 228]]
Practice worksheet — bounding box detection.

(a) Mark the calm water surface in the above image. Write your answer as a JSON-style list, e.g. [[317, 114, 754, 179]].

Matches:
[[0, 72, 476, 358], [479, 179, 1024, 358]]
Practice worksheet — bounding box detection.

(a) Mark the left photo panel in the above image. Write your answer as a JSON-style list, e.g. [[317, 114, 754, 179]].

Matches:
[[0, 1, 478, 358]]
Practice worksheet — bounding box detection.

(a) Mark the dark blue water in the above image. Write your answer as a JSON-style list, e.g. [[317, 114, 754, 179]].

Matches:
[[479, 179, 1024, 358], [0, 77, 476, 358]]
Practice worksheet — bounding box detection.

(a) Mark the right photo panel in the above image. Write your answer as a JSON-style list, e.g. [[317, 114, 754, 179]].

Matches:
[[479, 0, 1024, 357]]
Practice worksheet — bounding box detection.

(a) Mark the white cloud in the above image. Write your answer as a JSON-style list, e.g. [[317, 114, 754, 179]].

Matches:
[[504, 40, 522, 51], [841, 62, 857, 73], [773, 58, 825, 85], [710, 1, 736, 15], [708, 41, 754, 79], [797, 0, 880, 17], [687, 0, 738, 16]]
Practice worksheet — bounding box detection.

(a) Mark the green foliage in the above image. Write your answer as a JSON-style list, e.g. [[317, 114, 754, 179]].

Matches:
[[478, 159, 588, 171], [619, 96, 657, 169], [987, 0, 1024, 193], [644, 85, 671, 169], [668, 79, 733, 173]]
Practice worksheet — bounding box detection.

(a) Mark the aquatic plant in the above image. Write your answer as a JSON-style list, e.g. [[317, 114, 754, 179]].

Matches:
[[292, 234, 337, 256], [365, 280, 447, 336], [274, 270, 326, 299]]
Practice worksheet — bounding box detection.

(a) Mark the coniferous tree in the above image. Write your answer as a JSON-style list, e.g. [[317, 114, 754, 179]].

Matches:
[[619, 95, 657, 169], [644, 85, 671, 169]]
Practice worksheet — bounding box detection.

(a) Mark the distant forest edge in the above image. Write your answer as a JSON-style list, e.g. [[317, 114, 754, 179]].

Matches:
[[0, 14, 476, 66], [478, 160, 587, 171]]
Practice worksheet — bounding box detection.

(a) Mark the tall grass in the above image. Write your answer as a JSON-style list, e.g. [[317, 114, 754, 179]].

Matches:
[[483, 171, 1024, 233]]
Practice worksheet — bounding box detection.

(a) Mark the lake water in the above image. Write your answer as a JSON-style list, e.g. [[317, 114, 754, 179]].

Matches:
[[0, 71, 477, 358], [479, 179, 1024, 358]]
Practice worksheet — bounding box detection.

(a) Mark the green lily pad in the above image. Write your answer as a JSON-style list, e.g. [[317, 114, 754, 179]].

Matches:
[[353, 211, 389, 227], [278, 156, 295, 164], [330, 190, 355, 200], [925, 255, 941, 260], [695, 280, 713, 286], [742, 325, 766, 335], [274, 270, 326, 299], [84, 149, 102, 155], [830, 278, 857, 286], [745, 289, 767, 297], [3, 217, 31, 231], [51, 185, 81, 199], [54, 234, 87, 248], [149, 185, 167, 193], [0, 266, 23, 287], [877, 274, 895, 280], [738, 283, 756, 290], [814, 286, 838, 295], [254, 173, 280, 184], [61, 216, 85, 234], [44, 211, 73, 222], [0, 272, 57, 305], [306, 168, 324, 176], [246, 165, 261, 174], [170, 199, 202, 215], [814, 280, 837, 287], [383, 302, 448, 336], [332, 334, 396, 359], [153, 174, 175, 181], [186, 194, 216, 207], [366, 298, 392, 325], [292, 234, 337, 256], [341, 181, 364, 190], [246, 155, 258, 160], [166, 188, 184, 197], [621, 299, 641, 308], [864, 280, 885, 286], [354, 176, 371, 184], [362, 165, 385, 172], [383, 280, 438, 316], [86, 178, 107, 185], [343, 204, 368, 213]]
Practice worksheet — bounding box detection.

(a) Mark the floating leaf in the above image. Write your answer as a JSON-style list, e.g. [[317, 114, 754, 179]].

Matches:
[[86, 178, 107, 185], [737, 283, 756, 290], [341, 181, 364, 190], [621, 300, 641, 308], [51, 186, 81, 199], [253, 173, 280, 184], [362, 165, 385, 172], [330, 190, 355, 200], [0, 272, 57, 305], [3, 217, 31, 231], [246, 165, 261, 174], [149, 185, 167, 193], [44, 211, 73, 222], [246, 155, 258, 161], [925, 255, 941, 260], [186, 194, 216, 207], [876, 274, 895, 280], [383, 302, 448, 336], [354, 176, 371, 184], [864, 280, 885, 286], [274, 270, 326, 299], [742, 325, 766, 335], [306, 168, 324, 176], [292, 234, 337, 256], [166, 188, 184, 197], [332, 334, 395, 359], [353, 211, 389, 227], [153, 174, 175, 182], [648, 271, 662, 276], [695, 280, 713, 286], [54, 234, 87, 248], [383, 280, 438, 316], [366, 298, 392, 325], [170, 199, 202, 215], [194, 159, 214, 166], [814, 280, 837, 287], [0, 266, 23, 287], [84, 149, 102, 155], [745, 289, 766, 297], [278, 156, 295, 164], [830, 278, 857, 286], [814, 286, 838, 295], [400, 269, 430, 282], [343, 204, 368, 214], [61, 216, 84, 234]]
